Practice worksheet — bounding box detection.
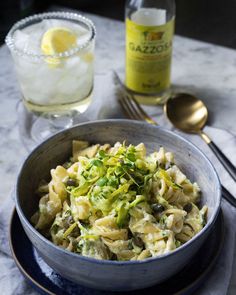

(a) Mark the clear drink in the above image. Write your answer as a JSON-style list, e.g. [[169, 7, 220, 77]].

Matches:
[[6, 12, 96, 114]]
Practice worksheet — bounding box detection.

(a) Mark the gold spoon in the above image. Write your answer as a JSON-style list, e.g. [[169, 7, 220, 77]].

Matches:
[[164, 93, 236, 182]]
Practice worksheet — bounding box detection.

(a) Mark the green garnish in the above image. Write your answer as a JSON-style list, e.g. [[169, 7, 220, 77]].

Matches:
[[116, 202, 129, 228], [156, 169, 183, 190], [127, 152, 136, 162], [97, 177, 108, 187], [63, 222, 77, 238], [130, 195, 146, 208], [91, 159, 103, 167], [98, 150, 106, 158]]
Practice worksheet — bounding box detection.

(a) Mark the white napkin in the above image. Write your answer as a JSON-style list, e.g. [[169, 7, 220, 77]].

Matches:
[[0, 72, 235, 295]]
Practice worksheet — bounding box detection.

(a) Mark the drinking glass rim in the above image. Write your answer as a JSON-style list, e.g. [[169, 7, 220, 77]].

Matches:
[[5, 11, 96, 59]]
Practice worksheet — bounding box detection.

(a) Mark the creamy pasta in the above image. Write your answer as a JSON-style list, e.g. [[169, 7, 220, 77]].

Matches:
[[31, 141, 207, 261]]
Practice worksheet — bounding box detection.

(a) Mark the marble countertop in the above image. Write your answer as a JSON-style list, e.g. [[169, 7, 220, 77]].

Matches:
[[0, 10, 236, 294]]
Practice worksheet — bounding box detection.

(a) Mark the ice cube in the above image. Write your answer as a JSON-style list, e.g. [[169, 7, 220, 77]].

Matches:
[[57, 75, 81, 96], [75, 74, 92, 96], [21, 82, 52, 105], [20, 23, 44, 54], [74, 60, 89, 77], [42, 19, 67, 30], [15, 57, 40, 81], [19, 62, 64, 105], [39, 63, 63, 83], [14, 30, 29, 51], [65, 55, 81, 70]]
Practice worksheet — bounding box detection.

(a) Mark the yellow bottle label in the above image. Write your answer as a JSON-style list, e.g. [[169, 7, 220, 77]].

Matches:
[[126, 17, 175, 94]]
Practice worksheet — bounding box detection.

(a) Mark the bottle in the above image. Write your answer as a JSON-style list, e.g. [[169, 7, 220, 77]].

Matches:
[[125, 0, 175, 105]]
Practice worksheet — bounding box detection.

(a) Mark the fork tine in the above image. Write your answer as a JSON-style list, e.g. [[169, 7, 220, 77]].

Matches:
[[120, 93, 158, 125], [119, 94, 142, 121], [118, 96, 133, 120], [123, 94, 145, 121], [114, 70, 158, 125], [129, 95, 158, 125]]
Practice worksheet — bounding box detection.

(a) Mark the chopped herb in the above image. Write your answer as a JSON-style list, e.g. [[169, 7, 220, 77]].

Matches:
[[98, 150, 106, 158], [63, 222, 77, 239], [130, 195, 146, 208], [162, 231, 168, 237], [116, 203, 129, 228], [97, 177, 108, 187], [128, 240, 133, 250], [160, 214, 167, 226], [127, 153, 136, 162], [107, 177, 119, 187], [91, 159, 103, 167]]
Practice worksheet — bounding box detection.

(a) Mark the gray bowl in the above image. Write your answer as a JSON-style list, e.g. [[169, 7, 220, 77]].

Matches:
[[16, 120, 221, 291]]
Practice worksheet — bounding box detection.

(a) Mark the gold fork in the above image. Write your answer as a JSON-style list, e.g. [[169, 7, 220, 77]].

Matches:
[[113, 71, 157, 126]]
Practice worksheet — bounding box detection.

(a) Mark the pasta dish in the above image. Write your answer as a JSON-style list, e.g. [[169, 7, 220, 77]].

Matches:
[[32, 141, 207, 261]]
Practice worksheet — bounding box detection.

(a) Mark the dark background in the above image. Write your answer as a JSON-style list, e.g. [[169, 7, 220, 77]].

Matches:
[[1, 0, 236, 49]]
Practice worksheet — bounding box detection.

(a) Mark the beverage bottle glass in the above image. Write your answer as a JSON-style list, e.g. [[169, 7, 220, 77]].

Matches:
[[125, 0, 175, 105]]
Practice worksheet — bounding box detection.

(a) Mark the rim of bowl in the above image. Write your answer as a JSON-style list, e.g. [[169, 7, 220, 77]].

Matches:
[[5, 11, 96, 59], [15, 119, 221, 265]]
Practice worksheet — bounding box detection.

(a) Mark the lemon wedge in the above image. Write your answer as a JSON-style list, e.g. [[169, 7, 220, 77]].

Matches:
[[41, 27, 77, 65]]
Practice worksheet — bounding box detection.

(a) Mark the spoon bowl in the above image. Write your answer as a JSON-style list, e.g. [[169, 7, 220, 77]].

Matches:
[[164, 93, 208, 134], [164, 92, 236, 183]]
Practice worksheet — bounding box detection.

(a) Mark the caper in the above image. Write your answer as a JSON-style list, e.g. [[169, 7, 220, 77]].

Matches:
[[132, 236, 144, 248], [159, 163, 165, 169], [183, 203, 192, 213], [151, 203, 165, 214], [66, 178, 76, 186], [128, 229, 133, 239], [111, 253, 118, 260]]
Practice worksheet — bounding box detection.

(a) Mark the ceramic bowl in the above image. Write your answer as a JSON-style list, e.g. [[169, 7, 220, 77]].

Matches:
[[15, 120, 221, 291]]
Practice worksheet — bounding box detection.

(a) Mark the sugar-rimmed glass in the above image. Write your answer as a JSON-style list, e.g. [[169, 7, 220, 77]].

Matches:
[[6, 12, 96, 143]]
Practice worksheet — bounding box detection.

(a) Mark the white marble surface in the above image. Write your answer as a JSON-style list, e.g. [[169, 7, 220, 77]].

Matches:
[[1, 12, 236, 202], [0, 10, 236, 294]]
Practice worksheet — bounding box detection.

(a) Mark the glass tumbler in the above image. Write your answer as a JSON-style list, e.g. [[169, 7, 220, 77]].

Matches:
[[5, 12, 96, 142], [6, 12, 95, 113]]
